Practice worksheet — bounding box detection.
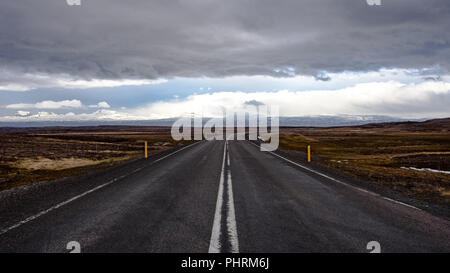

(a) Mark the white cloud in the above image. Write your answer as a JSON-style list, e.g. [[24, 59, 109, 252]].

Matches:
[[55, 78, 167, 89], [16, 110, 30, 117], [0, 84, 30, 92], [0, 109, 140, 122], [131, 81, 450, 119], [6, 99, 83, 109], [1, 81, 450, 122], [0, 67, 168, 91], [89, 101, 111, 109]]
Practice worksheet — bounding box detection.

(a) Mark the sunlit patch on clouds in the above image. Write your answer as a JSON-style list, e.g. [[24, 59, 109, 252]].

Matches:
[[54, 78, 168, 90], [2, 80, 448, 122], [6, 99, 83, 109], [16, 111, 31, 117], [0, 68, 449, 122], [89, 101, 111, 109], [5, 99, 111, 110], [0, 68, 167, 91], [2, 110, 140, 122], [130, 81, 450, 120]]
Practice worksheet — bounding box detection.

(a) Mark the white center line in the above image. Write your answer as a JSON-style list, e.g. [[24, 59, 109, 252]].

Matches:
[[0, 141, 201, 236], [208, 142, 226, 253], [226, 143, 239, 253], [209, 141, 239, 253]]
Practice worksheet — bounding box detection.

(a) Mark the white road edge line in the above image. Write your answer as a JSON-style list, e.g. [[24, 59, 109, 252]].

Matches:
[[248, 141, 421, 211], [0, 141, 201, 236], [209, 141, 239, 253]]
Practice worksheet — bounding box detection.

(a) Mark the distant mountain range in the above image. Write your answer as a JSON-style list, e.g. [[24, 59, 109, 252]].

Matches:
[[278, 115, 422, 127], [0, 115, 426, 128]]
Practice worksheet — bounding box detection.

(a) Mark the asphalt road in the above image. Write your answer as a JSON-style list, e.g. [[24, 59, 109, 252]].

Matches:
[[0, 140, 449, 253]]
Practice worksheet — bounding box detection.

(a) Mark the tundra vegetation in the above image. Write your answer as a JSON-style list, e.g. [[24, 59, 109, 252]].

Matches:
[[0, 126, 186, 191], [279, 118, 450, 203]]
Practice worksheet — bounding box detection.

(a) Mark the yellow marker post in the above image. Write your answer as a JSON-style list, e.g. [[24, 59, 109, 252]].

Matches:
[[144, 141, 148, 158], [307, 145, 311, 162]]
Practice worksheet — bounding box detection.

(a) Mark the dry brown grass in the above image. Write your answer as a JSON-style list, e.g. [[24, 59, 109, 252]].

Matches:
[[279, 122, 450, 203], [0, 126, 188, 191]]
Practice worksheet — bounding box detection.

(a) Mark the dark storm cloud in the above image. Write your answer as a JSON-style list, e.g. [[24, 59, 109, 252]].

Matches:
[[423, 76, 442, 81], [244, 100, 265, 106], [1, 0, 449, 82], [314, 72, 331, 82]]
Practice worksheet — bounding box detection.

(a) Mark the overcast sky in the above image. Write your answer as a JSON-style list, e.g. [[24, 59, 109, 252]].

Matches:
[[1, 0, 450, 121]]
